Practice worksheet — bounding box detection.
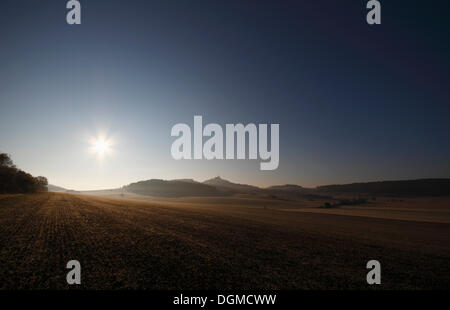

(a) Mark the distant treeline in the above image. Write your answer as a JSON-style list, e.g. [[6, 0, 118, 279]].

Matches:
[[318, 179, 450, 196], [124, 179, 222, 198], [320, 197, 368, 209], [0, 153, 48, 194]]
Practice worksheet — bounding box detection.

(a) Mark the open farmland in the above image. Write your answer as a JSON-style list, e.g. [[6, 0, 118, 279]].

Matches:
[[0, 192, 450, 289]]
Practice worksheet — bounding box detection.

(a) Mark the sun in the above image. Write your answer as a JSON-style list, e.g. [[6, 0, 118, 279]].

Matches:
[[94, 138, 109, 155], [89, 136, 112, 159]]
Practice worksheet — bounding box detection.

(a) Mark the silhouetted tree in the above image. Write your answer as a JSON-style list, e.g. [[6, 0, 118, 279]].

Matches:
[[0, 152, 48, 194], [36, 176, 49, 192], [0, 153, 15, 168], [14, 170, 38, 193]]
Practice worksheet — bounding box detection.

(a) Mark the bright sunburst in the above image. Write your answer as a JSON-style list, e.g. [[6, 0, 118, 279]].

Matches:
[[89, 135, 113, 159], [93, 138, 109, 155]]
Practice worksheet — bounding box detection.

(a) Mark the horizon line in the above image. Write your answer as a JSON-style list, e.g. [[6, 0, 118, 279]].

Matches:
[[49, 176, 450, 192]]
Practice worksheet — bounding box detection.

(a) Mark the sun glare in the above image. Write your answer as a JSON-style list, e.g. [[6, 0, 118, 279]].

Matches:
[[89, 135, 113, 159], [94, 139, 109, 154]]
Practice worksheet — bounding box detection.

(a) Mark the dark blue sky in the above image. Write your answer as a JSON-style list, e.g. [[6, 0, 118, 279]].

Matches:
[[0, 0, 449, 189]]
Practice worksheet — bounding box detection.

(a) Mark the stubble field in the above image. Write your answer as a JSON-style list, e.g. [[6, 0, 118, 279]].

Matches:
[[0, 192, 449, 289]]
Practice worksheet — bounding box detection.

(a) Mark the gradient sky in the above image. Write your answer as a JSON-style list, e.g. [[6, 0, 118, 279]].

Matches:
[[1, 0, 449, 190]]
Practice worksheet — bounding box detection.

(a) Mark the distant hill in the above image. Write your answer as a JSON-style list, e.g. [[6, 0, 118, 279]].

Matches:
[[203, 177, 262, 194], [203, 176, 261, 194], [122, 177, 450, 199], [317, 179, 450, 196], [47, 184, 67, 192], [124, 179, 221, 198], [172, 179, 198, 183], [266, 184, 306, 191], [47, 184, 81, 194]]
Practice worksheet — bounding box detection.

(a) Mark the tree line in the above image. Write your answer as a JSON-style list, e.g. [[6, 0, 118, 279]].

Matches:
[[0, 153, 48, 194]]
